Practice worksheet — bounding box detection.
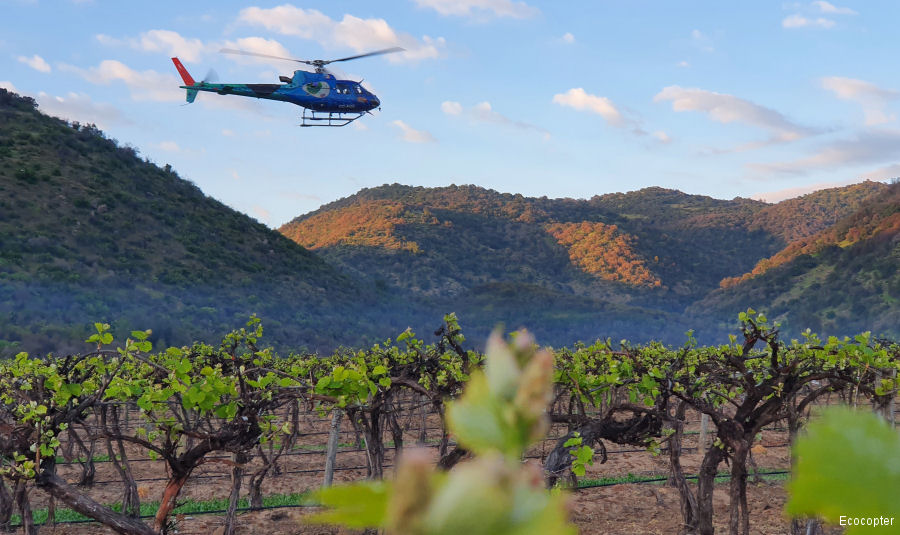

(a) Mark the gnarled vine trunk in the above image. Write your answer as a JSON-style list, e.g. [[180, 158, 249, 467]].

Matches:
[[14, 479, 35, 535], [36, 468, 156, 535], [154, 474, 189, 533], [224, 452, 249, 535], [667, 402, 698, 534], [695, 442, 726, 535], [0, 478, 13, 530]]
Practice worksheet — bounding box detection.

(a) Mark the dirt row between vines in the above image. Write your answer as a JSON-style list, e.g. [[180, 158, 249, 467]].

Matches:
[[23, 410, 838, 534]]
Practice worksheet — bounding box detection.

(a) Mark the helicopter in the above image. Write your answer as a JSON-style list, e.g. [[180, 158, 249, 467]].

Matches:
[[171, 47, 403, 127]]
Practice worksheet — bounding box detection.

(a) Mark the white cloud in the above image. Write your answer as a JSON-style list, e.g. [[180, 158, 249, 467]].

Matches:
[[231, 170, 240, 180], [17, 54, 51, 73], [238, 5, 443, 63], [750, 179, 859, 202], [238, 5, 331, 38], [561, 32, 575, 44], [34, 91, 129, 129], [252, 205, 272, 223], [413, 0, 538, 19], [750, 128, 900, 175], [677, 60, 690, 68], [0, 81, 18, 92], [222, 129, 235, 137], [553, 88, 664, 139], [96, 30, 293, 70], [859, 163, 900, 181], [219, 37, 294, 66], [100, 30, 208, 63], [391, 120, 436, 143], [552, 88, 623, 126], [652, 130, 671, 144], [446, 101, 549, 138], [654, 85, 816, 142], [812, 1, 856, 15], [441, 100, 463, 115], [158, 140, 180, 152], [60, 60, 181, 102], [782, 14, 835, 28], [821, 76, 898, 125], [690, 29, 714, 52]]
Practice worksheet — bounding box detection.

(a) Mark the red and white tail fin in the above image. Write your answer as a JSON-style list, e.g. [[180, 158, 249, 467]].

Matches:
[[171, 58, 199, 103], [171, 57, 195, 86]]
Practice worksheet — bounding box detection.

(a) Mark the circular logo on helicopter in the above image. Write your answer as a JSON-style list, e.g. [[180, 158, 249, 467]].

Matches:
[[303, 82, 330, 98]]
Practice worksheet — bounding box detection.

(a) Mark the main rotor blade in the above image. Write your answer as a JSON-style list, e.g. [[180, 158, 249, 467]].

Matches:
[[219, 48, 312, 65], [325, 47, 405, 64]]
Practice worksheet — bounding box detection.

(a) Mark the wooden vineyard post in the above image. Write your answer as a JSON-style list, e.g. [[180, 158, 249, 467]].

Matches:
[[47, 495, 56, 528], [224, 452, 248, 535], [324, 409, 343, 487], [418, 396, 427, 445], [699, 413, 711, 452]]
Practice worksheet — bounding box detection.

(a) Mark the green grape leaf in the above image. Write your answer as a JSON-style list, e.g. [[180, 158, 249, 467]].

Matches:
[[306, 481, 390, 527], [787, 408, 900, 533]]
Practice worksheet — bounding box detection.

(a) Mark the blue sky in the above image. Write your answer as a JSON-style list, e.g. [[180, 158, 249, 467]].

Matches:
[[3, 0, 899, 226]]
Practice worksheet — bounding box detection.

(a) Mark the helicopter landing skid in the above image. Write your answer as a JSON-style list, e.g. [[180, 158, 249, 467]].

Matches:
[[300, 109, 365, 127]]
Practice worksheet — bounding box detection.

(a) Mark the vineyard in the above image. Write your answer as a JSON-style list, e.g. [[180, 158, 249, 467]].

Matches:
[[0, 312, 898, 535]]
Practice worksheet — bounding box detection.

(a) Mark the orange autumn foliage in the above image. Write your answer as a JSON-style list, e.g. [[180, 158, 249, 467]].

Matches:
[[720, 197, 900, 288], [545, 222, 661, 287], [280, 200, 421, 253]]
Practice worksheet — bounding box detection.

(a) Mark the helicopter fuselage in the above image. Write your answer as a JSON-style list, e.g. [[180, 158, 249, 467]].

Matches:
[[178, 69, 380, 113]]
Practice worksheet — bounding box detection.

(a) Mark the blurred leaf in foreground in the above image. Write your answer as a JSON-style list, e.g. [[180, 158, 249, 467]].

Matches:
[[307, 330, 576, 535], [787, 408, 900, 533]]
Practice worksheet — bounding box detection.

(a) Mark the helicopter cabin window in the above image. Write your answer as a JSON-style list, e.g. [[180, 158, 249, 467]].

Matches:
[[335, 83, 352, 95], [354, 85, 363, 94]]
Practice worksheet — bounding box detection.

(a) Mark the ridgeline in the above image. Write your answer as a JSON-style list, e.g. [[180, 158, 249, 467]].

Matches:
[[2, 87, 897, 355]]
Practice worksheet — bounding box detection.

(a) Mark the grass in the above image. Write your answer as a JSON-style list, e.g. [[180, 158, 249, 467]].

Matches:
[[11, 491, 316, 527], [577, 468, 789, 489]]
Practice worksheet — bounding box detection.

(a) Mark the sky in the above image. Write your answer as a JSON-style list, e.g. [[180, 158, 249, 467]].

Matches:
[[3, 1, 900, 227]]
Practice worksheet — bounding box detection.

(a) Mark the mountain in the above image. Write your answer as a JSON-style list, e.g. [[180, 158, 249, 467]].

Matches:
[[279, 181, 893, 342], [746, 181, 889, 243], [694, 182, 900, 338], [279, 183, 884, 297], [281, 184, 772, 302], [721, 181, 892, 288], [3, 86, 894, 353], [0, 88, 394, 355]]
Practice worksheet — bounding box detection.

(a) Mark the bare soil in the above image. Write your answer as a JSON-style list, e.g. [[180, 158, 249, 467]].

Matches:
[[18, 409, 843, 534]]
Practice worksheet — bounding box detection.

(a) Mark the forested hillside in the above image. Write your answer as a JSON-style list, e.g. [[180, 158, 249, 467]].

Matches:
[[697, 182, 900, 337], [0, 89, 393, 355], [281, 184, 777, 302], [2, 87, 895, 354], [279, 180, 889, 329]]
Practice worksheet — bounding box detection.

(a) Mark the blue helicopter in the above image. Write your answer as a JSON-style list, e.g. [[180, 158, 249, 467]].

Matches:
[[171, 47, 402, 127]]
